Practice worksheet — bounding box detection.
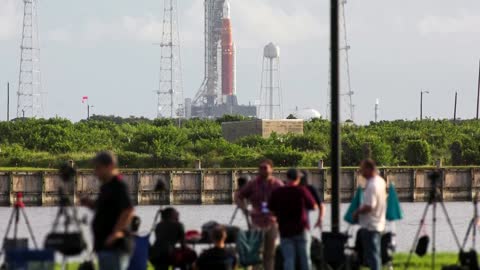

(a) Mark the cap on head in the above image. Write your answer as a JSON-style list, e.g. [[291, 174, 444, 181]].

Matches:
[[93, 151, 117, 167], [286, 168, 300, 182]]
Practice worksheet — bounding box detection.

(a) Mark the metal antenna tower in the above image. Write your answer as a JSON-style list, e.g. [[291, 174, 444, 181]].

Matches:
[[155, 0, 184, 118], [326, 0, 354, 121], [17, 0, 44, 118], [340, 0, 354, 121]]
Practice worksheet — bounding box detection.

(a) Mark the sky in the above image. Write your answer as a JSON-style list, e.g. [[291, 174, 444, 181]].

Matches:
[[1, 0, 480, 124]]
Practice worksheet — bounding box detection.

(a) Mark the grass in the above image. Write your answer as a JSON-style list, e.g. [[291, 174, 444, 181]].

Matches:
[[391, 253, 458, 270], [53, 253, 459, 270]]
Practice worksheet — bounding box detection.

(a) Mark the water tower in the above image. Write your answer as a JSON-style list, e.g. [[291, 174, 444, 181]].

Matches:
[[258, 42, 283, 119]]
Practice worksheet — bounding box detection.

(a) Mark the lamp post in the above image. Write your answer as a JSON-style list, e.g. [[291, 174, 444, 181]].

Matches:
[[420, 90, 429, 120], [330, 0, 341, 233], [87, 104, 94, 119]]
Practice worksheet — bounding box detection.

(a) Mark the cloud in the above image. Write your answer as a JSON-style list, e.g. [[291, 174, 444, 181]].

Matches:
[[47, 28, 72, 42], [418, 14, 480, 34], [74, 0, 326, 48], [232, 0, 327, 48], [0, 0, 21, 40]]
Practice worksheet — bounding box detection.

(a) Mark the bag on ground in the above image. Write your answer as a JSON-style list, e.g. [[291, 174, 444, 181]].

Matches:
[[236, 230, 264, 267]]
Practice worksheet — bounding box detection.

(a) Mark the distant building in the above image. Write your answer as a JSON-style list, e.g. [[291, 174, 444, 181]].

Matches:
[[292, 108, 322, 120], [221, 119, 304, 142]]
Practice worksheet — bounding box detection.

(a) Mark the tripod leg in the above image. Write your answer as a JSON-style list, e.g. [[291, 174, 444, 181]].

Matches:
[[404, 203, 430, 270], [20, 208, 38, 249], [2, 208, 17, 246], [439, 201, 461, 249], [229, 207, 239, 225], [13, 208, 19, 241], [462, 219, 474, 250]]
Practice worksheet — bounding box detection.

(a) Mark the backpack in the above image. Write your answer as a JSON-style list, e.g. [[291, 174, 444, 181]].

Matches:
[[236, 230, 264, 267]]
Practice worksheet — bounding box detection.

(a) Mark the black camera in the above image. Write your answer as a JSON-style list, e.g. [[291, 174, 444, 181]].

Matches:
[[59, 162, 76, 183]]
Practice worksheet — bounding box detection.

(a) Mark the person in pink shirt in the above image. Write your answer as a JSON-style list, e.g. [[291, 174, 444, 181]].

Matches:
[[235, 159, 284, 270]]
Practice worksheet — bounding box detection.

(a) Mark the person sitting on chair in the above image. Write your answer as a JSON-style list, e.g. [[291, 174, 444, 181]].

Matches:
[[196, 225, 237, 270], [151, 207, 186, 270]]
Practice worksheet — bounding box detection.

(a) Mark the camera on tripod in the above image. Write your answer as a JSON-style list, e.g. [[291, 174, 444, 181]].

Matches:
[[44, 162, 88, 257]]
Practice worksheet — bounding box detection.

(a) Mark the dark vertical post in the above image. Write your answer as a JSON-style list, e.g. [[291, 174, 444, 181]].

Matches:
[[420, 91, 423, 120], [87, 105, 90, 120], [477, 60, 480, 119], [6, 82, 10, 121], [330, 0, 341, 233], [454, 91, 458, 122]]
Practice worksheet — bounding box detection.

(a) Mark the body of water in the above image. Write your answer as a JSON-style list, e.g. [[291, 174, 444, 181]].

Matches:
[[0, 202, 476, 255]]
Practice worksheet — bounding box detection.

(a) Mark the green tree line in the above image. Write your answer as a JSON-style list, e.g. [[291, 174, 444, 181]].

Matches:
[[0, 115, 478, 168]]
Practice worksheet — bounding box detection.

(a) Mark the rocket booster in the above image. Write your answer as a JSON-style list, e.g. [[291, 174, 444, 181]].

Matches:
[[221, 0, 235, 97]]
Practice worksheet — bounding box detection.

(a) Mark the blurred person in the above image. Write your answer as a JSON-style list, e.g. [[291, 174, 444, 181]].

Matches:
[[127, 216, 150, 270], [235, 159, 284, 270], [81, 151, 135, 270], [151, 207, 186, 270], [300, 170, 325, 228], [353, 159, 387, 270], [196, 225, 237, 270], [269, 169, 322, 270]]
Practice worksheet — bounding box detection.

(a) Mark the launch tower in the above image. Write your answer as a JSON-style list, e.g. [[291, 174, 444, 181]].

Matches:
[[190, 0, 255, 118]]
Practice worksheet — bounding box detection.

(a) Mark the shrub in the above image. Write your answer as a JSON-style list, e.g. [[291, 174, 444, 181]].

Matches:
[[405, 140, 431, 165]]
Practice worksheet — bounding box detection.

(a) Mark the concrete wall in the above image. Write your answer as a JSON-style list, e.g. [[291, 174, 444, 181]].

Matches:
[[221, 119, 304, 142], [2, 167, 480, 206]]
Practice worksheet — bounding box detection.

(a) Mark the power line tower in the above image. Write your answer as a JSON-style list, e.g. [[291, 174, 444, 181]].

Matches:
[[326, 0, 354, 121], [155, 0, 184, 118], [17, 0, 45, 118]]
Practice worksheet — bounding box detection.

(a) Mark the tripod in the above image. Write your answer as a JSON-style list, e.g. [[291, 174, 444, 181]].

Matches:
[[404, 175, 461, 270], [1, 192, 38, 252], [50, 187, 86, 270], [461, 193, 479, 251]]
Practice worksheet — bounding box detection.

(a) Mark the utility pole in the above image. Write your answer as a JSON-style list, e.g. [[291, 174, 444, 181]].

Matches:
[[330, 0, 341, 233], [420, 90, 429, 120], [476, 59, 480, 120], [374, 98, 379, 122], [87, 104, 94, 119], [454, 91, 458, 122], [7, 82, 10, 121]]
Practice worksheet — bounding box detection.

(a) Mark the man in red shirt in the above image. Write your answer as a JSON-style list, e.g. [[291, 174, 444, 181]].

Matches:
[[269, 168, 322, 270], [235, 159, 284, 270]]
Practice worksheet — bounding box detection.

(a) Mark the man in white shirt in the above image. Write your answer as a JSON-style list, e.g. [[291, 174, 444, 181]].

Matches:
[[353, 159, 386, 270]]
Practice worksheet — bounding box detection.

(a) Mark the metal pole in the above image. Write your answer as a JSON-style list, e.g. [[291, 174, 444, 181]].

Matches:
[[477, 59, 480, 120], [454, 92, 458, 122], [330, 0, 341, 233], [169, 0, 174, 118], [420, 91, 423, 120], [87, 104, 90, 119], [7, 82, 10, 121]]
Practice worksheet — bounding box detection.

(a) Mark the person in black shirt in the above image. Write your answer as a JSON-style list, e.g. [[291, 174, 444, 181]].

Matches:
[[81, 151, 135, 270], [151, 207, 186, 270], [196, 225, 236, 270]]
